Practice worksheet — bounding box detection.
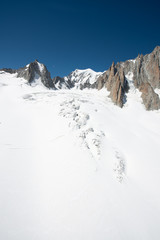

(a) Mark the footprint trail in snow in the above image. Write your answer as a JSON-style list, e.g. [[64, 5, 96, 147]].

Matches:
[[59, 97, 105, 163]]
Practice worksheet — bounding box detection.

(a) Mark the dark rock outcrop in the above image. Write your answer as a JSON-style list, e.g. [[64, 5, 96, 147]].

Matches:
[[139, 83, 160, 110], [132, 47, 160, 110], [17, 60, 54, 88], [53, 76, 74, 89], [133, 47, 160, 89], [0, 68, 17, 74], [109, 68, 128, 107]]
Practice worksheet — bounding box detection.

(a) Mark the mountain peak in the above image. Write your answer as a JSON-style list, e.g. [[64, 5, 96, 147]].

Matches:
[[17, 60, 54, 88], [153, 46, 160, 52]]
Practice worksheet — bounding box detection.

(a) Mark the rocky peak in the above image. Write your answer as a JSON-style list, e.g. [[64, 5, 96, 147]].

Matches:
[[110, 62, 115, 75], [17, 60, 54, 88]]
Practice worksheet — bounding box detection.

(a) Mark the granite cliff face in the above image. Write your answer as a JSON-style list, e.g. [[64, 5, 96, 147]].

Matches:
[[97, 46, 160, 110], [132, 47, 160, 110]]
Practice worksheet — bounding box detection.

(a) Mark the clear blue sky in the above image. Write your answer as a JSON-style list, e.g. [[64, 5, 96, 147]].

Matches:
[[0, 0, 160, 77]]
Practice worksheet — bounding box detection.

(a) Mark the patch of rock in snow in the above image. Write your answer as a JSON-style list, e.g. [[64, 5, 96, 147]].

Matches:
[[113, 149, 126, 182]]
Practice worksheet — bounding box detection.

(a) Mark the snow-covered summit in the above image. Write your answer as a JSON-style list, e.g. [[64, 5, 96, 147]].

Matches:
[[54, 68, 103, 90], [69, 68, 102, 87]]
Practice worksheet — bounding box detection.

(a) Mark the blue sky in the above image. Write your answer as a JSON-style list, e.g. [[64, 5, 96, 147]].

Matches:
[[0, 0, 160, 77]]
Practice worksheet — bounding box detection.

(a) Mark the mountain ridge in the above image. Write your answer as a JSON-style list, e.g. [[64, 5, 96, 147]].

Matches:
[[1, 46, 160, 110]]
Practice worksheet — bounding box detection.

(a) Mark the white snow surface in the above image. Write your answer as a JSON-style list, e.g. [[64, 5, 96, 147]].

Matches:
[[37, 62, 44, 73], [25, 62, 44, 73], [0, 71, 160, 240], [155, 88, 160, 97]]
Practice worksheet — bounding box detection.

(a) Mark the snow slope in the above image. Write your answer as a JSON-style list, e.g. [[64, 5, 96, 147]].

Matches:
[[0, 71, 160, 240]]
